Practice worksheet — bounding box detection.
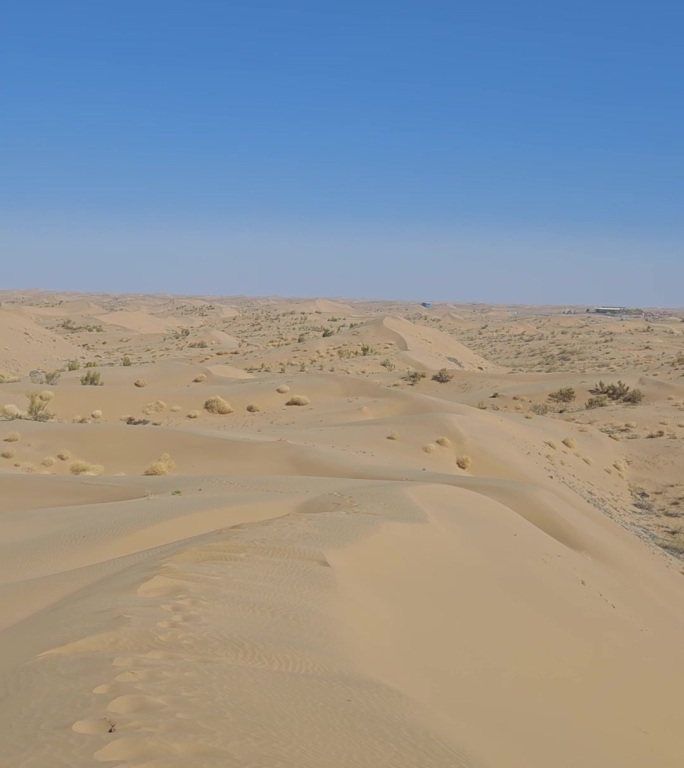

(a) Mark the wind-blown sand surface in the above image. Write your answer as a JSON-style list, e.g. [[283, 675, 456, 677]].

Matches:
[[1, 292, 684, 767]]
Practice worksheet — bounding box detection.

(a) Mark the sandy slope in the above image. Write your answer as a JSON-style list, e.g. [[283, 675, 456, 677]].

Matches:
[[1, 292, 684, 768]]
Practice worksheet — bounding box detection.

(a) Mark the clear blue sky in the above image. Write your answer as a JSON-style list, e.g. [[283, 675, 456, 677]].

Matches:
[[3, 1, 683, 305]]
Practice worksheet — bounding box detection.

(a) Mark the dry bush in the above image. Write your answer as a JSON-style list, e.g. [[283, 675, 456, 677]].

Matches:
[[386, 432, 399, 440], [25, 392, 54, 422], [1, 405, 22, 420], [276, 385, 290, 394], [70, 460, 104, 476], [1, 449, 15, 459], [39, 390, 54, 402], [423, 443, 437, 453], [143, 453, 175, 476], [91, 409, 103, 419], [562, 437, 577, 450], [285, 395, 310, 406], [187, 410, 201, 419], [143, 400, 167, 415], [436, 436, 451, 448], [170, 405, 182, 412], [134, 379, 147, 388], [57, 450, 71, 461], [3, 431, 20, 442], [456, 455, 472, 470], [204, 395, 233, 414], [246, 403, 261, 413], [193, 373, 207, 383], [41, 456, 56, 467], [432, 368, 454, 383]]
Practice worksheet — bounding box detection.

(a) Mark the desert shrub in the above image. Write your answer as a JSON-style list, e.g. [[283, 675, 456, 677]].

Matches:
[[67, 360, 81, 371], [548, 387, 576, 404], [380, 358, 396, 372], [44, 370, 61, 385], [1, 449, 15, 459], [386, 432, 399, 440], [360, 344, 374, 356], [423, 443, 437, 453], [246, 403, 260, 412], [1, 405, 22, 420], [322, 328, 334, 337], [80, 370, 102, 386], [456, 455, 472, 470], [187, 410, 200, 419], [193, 373, 207, 383], [3, 431, 20, 442], [91, 409, 103, 419], [590, 380, 639, 403], [134, 379, 147, 388], [26, 392, 53, 422], [143, 400, 167, 415], [285, 395, 310, 406], [188, 340, 208, 349], [122, 356, 132, 366], [432, 368, 453, 383], [70, 460, 103, 476], [170, 405, 182, 412], [143, 453, 175, 476], [276, 385, 290, 394], [403, 370, 426, 386], [41, 456, 56, 467], [204, 395, 233, 414], [586, 395, 609, 409], [622, 388, 644, 405], [562, 437, 577, 449], [531, 403, 550, 415], [56, 450, 71, 461], [436, 436, 451, 448]]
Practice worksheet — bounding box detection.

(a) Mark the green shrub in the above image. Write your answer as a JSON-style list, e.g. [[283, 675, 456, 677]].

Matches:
[[548, 387, 575, 404]]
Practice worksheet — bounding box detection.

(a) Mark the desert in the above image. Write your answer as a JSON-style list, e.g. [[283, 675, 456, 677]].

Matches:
[[1, 291, 684, 767]]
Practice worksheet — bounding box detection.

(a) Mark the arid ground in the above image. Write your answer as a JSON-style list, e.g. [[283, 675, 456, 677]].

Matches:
[[1, 291, 684, 767]]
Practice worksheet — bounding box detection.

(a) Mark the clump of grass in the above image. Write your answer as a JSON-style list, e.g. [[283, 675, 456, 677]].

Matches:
[[56, 450, 71, 461], [403, 370, 426, 386], [456, 455, 472, 470], [276, 385, 290, 394], [70, 460, 104, 476], [80, 370, 102, 386], [436, 436, 451, 448], [122, 356, 132, 366], [26, 392, 54, 422], [531, 402, 550, 415], [193, 373, 207, 383], [91, 409, 103, 420], [41, 456, 56, 467], [285, 395, 310, 406], [187, 410, 201, 419], [143, 453, 175, 476], [134, 379, 147, 388], [562, 437, 577, 450], [423, 443, 437, 453], [386, 432, 399, 440], [204, 395, 233, 414], [3, 431, 20, 442], [246, 403, 261, 413], [1, 449, 15, 459]]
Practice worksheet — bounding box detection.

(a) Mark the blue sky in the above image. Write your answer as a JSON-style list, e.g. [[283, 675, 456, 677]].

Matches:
[[2, 1, 683, 305]]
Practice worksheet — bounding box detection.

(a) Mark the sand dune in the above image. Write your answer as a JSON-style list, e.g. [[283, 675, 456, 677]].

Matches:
[[1, 292, 684, 767]]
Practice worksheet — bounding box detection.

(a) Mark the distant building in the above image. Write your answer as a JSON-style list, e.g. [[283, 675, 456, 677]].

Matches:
[[421, 302, 432, 309], [587, 306, 629, 315]]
